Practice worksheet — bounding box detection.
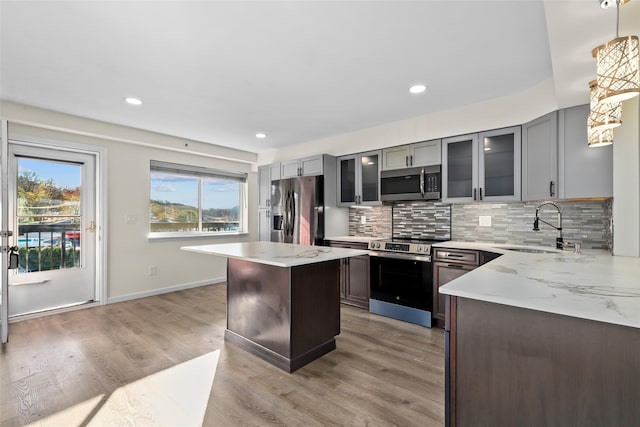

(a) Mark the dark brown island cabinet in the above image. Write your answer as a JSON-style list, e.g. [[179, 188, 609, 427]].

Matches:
[[445, 297, 640, 427], [432, 248, 500, 328], [324, 240, 370, 309], [225, 257, 341, 373]]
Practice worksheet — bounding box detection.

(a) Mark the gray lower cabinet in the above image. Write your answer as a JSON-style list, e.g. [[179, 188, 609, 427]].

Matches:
[[325, 240, 370, 309]]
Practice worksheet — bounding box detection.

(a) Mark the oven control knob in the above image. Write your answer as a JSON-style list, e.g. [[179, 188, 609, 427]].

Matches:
[[417, 246, 423, 252]]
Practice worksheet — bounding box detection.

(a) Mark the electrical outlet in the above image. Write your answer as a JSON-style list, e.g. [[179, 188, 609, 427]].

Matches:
[[148, 265, 157, 276], [360, 215, 367, 225], [479, 215, 492, 227]]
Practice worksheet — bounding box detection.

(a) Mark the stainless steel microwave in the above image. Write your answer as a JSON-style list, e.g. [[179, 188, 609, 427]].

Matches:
[[380, 165, 441, 202]]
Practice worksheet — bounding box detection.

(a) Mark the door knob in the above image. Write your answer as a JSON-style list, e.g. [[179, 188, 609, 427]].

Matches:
[[85, 221, 95, 233]]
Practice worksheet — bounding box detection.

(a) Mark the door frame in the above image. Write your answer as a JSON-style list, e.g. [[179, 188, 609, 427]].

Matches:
[[1, 119, 9, 342], [6, 132, 107, 321]]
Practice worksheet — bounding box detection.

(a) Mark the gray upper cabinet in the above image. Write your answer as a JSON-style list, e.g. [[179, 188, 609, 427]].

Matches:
[[281, 155, 324, 178], [442, 127, 521, 203], [559, 104, 613, 199], [479, 126, 521, 202], [382, 139, 441, 170], [258, 162, 280, 209], [522, 111, 559, 201], [337, 150, 382, 206], [522, 104, 613, 201], [442, 134, 478, 203]]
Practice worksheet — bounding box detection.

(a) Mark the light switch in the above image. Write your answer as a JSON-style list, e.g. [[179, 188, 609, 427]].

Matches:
[[360, 215, 367, 225], [126, 214, 138, 224], [479, 215, 492, 227]]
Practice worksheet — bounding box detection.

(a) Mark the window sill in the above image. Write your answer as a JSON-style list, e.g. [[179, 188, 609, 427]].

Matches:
[[148, 231, 250, 241]]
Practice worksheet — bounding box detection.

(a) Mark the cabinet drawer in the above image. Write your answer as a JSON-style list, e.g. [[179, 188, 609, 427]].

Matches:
[[433, 248, 479, 265]]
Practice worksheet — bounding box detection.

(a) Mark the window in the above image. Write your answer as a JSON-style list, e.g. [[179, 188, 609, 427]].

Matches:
[[149, 161, 247, 236]]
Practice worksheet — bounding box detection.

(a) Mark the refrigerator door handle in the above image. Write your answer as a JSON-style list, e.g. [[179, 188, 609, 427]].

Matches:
[[286, 191, 293, 236], [290, 191, 296, 236]]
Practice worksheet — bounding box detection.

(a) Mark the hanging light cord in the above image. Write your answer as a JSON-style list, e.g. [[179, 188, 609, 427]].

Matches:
[[616, 0, 620, 38]]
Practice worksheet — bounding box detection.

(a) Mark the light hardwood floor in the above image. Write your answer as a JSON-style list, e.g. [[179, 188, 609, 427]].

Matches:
[[0, 283, 445, 426]]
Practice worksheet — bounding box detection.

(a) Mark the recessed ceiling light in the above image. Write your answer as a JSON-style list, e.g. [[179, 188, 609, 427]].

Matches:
[[256, 132, 267, 139], [409, 84, 427, 94], [124, 97, 143, 106]]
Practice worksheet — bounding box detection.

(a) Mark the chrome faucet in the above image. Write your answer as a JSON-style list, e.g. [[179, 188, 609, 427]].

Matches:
[[533, 201, 563, 249]]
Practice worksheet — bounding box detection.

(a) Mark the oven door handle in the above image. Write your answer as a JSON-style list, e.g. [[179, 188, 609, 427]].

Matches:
[[369, 251, 431, 262]]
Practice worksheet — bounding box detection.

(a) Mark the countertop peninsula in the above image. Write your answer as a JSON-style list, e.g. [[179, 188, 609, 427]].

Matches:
[[181, 241, 369, 268], [435, 241, 640, 329]]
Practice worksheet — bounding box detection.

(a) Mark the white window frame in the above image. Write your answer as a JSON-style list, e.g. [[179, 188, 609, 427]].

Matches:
[[148, 160, 248, 239]]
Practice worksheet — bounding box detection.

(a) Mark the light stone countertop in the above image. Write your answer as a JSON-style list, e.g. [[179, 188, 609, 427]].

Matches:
[[182, 241, 369, 268], [435, 241, 640, 329]]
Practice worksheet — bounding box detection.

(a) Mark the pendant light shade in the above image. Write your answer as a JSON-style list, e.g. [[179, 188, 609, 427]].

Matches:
[[588, 127, 614, 147], [588, 80, 622, 131], [592, 35, 640, 104]]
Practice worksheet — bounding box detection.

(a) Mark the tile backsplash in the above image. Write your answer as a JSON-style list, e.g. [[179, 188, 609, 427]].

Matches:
[[348, 199, 612, 251], [451, 199, 612, 250], [393, 202, 451, 240], [348, 206, 392, 238]]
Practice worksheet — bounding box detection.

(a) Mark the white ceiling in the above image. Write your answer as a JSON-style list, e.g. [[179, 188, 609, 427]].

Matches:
[[1, 1, 638, 154]]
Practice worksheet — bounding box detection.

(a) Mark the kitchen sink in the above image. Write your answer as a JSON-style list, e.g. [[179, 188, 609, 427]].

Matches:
[[497, 246, 561, 254]]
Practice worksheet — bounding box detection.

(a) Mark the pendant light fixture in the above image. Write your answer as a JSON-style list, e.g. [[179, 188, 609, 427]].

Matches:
[[588, 80, 622, 136], [592, 0, 639, 104], [588, 127, 615, 147]]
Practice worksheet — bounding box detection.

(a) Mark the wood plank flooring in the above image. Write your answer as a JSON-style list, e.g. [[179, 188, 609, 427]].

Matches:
[[0, 283, 445, 426]]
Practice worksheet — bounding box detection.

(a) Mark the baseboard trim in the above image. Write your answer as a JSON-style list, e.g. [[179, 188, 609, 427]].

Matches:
[[107, 277, 226, 304]]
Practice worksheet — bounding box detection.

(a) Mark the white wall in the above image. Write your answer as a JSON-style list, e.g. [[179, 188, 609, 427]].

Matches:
[[2, 101, 259, 301], [258, 78, 558, 164], [613, 97, 640, 257]]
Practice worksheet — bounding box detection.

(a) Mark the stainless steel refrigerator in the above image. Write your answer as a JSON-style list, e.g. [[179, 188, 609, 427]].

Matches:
[[270, 175, 347, 245]]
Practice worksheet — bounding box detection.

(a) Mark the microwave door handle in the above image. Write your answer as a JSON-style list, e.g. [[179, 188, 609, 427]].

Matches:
[[420, 168, 425, 198]]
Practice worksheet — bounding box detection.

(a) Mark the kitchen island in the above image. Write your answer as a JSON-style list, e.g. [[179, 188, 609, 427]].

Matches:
[[437, 242, 640, 426], [182, 241, 369, 373]]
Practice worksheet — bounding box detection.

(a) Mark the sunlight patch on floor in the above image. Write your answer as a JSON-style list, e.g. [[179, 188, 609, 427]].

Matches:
[[27, 350, 220, 427]]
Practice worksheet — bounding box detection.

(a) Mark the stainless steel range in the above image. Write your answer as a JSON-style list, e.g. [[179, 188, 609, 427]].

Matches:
[[368, 238, 446, 327]]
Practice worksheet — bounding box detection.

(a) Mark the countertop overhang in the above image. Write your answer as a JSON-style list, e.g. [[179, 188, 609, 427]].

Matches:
[[182, 241, 369, 268], [436, 241, 640, 329]]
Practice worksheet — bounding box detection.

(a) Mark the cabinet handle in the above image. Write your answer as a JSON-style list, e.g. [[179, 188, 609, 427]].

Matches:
[[473, 188, 477, 201], [445, 253, 464, 258], [446, 264, 464, 269], [479, 188, 483, 200], [410, 155, 413, 166], [405, 156, 409, 167], [550, 181, 555, 197]]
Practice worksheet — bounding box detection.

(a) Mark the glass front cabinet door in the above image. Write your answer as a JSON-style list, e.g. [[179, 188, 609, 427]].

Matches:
[[337, 150, 382, 206], [443, 126, 521, 202]]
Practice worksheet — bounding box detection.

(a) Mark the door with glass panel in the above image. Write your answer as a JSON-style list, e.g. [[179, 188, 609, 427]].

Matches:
[[478, 126, 521, 202], [442, 134, 479, 203], [8, 144, 97, 317]]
